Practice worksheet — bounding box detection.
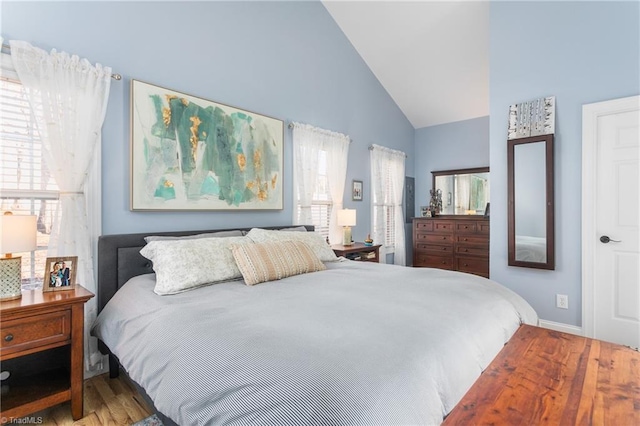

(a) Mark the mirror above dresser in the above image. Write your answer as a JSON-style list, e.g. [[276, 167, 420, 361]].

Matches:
[[431, 167, 490, 215]]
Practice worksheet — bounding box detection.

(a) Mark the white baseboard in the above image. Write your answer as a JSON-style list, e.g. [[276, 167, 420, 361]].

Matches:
[[538, 319, 583, 336]]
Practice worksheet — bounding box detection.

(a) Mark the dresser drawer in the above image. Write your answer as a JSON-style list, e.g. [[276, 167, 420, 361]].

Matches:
[[455, 222, 478, 233], [415, 220, 434, 232], [417, 243, 453, 255], [415, 254, 454, 270], [455, 245, 489, 257], [1, 310, 71, 355], [456, 257, 489, 277], [456, 235, 489, 245], [478, 222, 490, 234], [433, 221, 454, 233], [416, 233, 453, 244]]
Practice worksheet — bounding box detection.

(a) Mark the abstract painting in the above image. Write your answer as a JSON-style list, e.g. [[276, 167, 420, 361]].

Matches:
[[130, 80, 283, 210]]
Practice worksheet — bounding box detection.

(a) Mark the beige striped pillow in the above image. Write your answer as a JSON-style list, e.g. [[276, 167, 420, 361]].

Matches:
[[231, 240, 326, 286]]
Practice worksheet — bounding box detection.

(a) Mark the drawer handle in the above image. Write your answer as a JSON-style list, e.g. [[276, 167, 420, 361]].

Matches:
[[441, 261, 446, 264], [464, 226, 469, 229], [464, 238, 468, 241], [464, 249, 468, 252], [464, 263, 469, 267], [4, 334, 13, 342], [442, 237, 447, 240]]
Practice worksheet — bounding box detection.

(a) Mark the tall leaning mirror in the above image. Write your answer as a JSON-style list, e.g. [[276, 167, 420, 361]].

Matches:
[[508, 134, 554, 269]]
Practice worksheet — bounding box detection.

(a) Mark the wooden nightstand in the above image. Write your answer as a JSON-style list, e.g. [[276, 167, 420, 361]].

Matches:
[[331, 242, 382, 263], [0, 286, 94, 421]]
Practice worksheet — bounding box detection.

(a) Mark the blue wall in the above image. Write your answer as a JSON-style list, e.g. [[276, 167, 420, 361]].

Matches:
[[414, 116, 489, 216], [1, 1, 414, 240], [490, 1, 640, 326]]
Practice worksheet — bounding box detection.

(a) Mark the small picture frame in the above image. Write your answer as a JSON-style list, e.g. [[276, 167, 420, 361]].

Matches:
[[420, 206, 429, 217], [352, 180, 363, 201], [43, 256, 78, 292]]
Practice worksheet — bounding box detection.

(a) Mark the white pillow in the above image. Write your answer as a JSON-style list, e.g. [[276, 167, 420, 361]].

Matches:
[[246, 228, 338, 262], [140, 236, 249, 295]]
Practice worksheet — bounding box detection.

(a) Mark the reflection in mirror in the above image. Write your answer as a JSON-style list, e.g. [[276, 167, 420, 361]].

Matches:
[[514, 142, 546, 262], [432, 167, 489, 215], [508, 134, 554, 270]]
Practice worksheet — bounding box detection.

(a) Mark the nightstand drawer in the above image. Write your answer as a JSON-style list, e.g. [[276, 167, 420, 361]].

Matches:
[[1, 310, 71, 355]]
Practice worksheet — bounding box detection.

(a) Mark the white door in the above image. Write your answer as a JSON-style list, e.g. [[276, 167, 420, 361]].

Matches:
[[582, 95, 639, 348]]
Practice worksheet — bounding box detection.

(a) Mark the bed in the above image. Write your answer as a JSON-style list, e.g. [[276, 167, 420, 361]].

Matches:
[[92, 225, 538, 425]]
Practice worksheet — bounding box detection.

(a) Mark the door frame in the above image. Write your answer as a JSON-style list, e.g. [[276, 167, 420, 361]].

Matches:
[[581, 95, 640, 338]]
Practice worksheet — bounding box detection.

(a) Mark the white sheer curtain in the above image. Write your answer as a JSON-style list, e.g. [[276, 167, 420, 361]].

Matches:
[[292, 122, 350, 243], [11, 40, 111, 375], [370, 144, 406, 265]]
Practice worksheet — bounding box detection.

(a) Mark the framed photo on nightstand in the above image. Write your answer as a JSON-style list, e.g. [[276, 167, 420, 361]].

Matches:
[[43, 256, 78, 292]]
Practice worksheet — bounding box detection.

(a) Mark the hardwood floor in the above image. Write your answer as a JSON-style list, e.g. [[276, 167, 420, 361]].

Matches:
[[443, 325, 640, 425], [34, 373, 153, 426]]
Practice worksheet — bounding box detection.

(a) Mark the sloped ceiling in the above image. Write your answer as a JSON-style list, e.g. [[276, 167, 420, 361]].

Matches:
[[323, 1, 489, 129]]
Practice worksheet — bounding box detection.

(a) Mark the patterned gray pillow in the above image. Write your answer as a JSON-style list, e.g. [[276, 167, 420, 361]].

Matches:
[[140, 236, 250, 295]]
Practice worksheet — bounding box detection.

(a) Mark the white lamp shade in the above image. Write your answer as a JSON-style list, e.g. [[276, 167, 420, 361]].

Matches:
[[0, 214, 37, 255], [337, 209, 356, 227]]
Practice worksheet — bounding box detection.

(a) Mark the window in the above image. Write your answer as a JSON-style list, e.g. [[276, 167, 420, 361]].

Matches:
[[0, 66, 59, 288], [370, 144, 406, 265], [296, 150, 332, 240], [373, 163, 396, 250]]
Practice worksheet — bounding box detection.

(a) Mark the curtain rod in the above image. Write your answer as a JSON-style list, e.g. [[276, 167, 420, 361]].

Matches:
[[288, 122, 352, 143], [369, 144, 408, 158], [1, 43, 122, 81]]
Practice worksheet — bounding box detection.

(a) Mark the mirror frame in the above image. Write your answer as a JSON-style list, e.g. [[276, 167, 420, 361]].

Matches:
[[507, 134, 555, 270], [431, 167, 490, 216]]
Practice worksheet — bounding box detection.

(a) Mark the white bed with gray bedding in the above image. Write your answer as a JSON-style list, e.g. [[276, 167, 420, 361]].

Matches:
[[92, 239, 537, 426]]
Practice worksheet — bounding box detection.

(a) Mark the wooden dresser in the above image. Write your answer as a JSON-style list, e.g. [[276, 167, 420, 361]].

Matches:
[[413, 216, 489, 278]]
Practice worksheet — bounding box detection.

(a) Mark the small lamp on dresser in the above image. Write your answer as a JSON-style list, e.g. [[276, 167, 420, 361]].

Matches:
[[337, 209, 356, 246], [0, 212, 37, 301]]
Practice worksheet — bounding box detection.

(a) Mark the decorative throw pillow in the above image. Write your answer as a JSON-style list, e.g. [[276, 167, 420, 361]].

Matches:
[[140, 236, 249, 295], [231, 240, 326, 286], [246, 228, 338, 262], [144, 230, 243, 243]]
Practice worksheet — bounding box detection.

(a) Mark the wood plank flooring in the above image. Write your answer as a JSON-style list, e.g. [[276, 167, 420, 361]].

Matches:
[[32, 373, 153, 426], [443, 324, 640, 425]]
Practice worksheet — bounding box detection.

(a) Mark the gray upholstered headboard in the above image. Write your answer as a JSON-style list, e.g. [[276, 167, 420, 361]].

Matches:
[[97, 225, 314, 313]]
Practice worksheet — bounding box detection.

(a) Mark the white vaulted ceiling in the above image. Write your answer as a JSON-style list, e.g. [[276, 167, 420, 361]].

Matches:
[[323, 1, 489, 129]]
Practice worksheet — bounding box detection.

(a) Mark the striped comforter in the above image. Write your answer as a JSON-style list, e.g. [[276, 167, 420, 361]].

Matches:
[[92, 260, 537, 425]]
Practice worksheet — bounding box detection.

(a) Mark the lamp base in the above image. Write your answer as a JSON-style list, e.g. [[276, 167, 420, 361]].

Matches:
[[1, 256, 22, 301], [342, 226, 353, 246]]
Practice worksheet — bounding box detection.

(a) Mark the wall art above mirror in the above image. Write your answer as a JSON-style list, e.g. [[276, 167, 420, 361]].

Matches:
[[508, 134, 554, 270], [431, 167, 490, 216]]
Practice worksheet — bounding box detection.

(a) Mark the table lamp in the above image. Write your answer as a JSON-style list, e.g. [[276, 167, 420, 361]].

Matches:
[[337, 209, 356, 246], [0, 212, 37, 301]]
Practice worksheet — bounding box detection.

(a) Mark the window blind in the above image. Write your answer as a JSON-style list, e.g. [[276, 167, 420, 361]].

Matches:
[[0, 74, 59, 287]]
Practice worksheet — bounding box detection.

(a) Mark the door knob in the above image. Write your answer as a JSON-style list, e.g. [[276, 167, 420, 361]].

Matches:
[[600, 235, 621, 244]]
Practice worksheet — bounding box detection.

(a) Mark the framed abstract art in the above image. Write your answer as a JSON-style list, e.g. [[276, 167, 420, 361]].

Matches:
[[130, 80, 284, 211]]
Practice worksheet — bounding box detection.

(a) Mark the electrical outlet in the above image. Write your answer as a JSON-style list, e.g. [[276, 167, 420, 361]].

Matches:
[[556, 294, 569, 309]]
